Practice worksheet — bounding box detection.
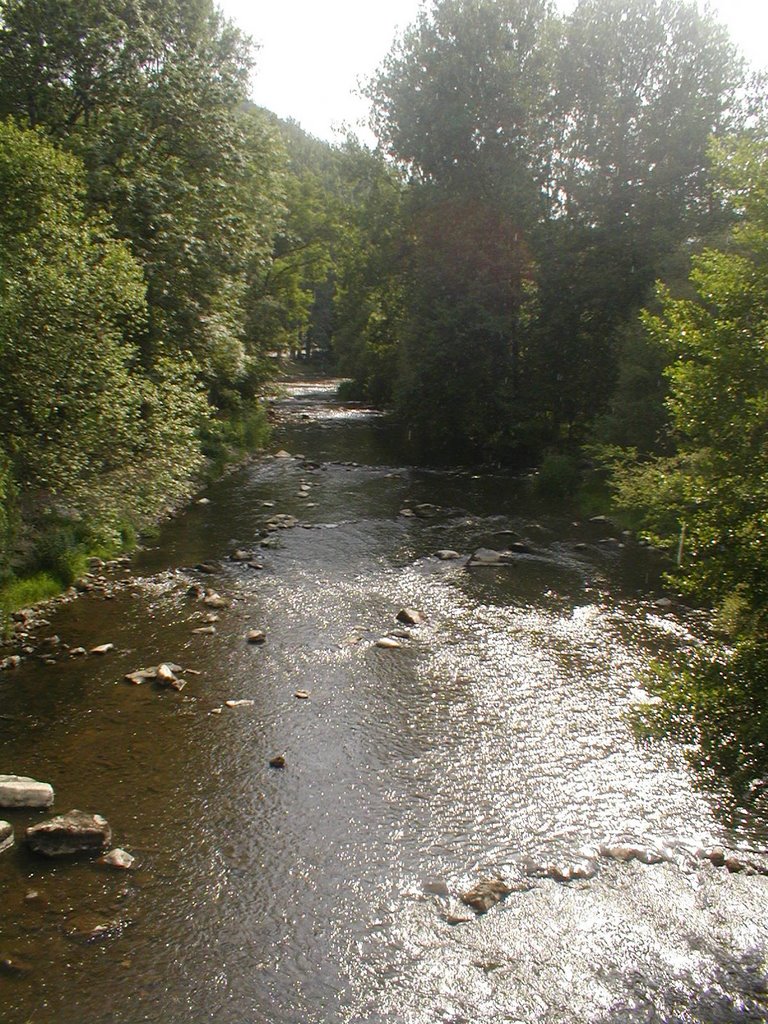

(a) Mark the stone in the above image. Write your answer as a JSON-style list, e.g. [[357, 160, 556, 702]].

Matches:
[[69, 647, 87, 657], [436, 550, 462, 561], [396, 608, 424, 626], [294, 690, 311, 699], [246, 629, 267, 645], [0, 655, 22, 670], [0, 775, 54, 809], [225, 699, 254, 708], [414, 503, 441, 519], [269, 755, 286, 769], [265, 514, 299, 530], [247, 561, 265, 570], [654, 597, 674, 609], [89, 643, 114, 656], [274, 449, 293, 459], [0, 955, 33, 976], [399, 508, 415, 517], [230, 550, 253, 562], [195, 562, 219, 574], [155, 663, 177, 686], [197, 498, 211, 505], [124, 668, 156, 685], [460, 878, 513, 914], [99, 848, 135, 870], [0, 821, 13, 853], [469, 548, 506, 565], [26, 810, 112, 857], [203, 593, 230, 609], [192, 625, 217, 635], [375, 638, 402, 649]]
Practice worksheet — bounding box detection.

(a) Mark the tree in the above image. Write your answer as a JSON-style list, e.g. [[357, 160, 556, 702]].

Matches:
[[0, 119, 208, 565], [612, 138, 768, 621]]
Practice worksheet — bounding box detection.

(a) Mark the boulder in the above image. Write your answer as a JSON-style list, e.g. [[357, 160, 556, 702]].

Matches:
[[396, 608, 424, 626], [460, 878, 512, 914], [26, 810, 112, 857], [0, 821, 13, 854], [0, 775, 54, 809]]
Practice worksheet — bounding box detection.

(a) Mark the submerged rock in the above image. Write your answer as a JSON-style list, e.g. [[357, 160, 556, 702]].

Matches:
[[26, 810, 112, 857], [460, 878, 512, 913], [436, 550, 462, 561], [0, 821, 13, 853], [269, 755, 286, 769], [0, 775, 54, 809]]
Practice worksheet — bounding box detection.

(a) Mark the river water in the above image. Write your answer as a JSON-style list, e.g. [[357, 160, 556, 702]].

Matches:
[[1, 378, 767, 1024]]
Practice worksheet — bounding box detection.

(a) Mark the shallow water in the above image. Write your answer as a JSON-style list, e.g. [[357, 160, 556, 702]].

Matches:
[[1, 379, 767, 1023]]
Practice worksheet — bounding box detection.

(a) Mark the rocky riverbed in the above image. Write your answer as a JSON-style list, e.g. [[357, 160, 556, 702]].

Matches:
[[1, 378, 766, 1024]]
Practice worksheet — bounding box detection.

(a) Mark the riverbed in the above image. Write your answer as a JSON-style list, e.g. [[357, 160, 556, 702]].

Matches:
[[1, 378, 767, 1023]]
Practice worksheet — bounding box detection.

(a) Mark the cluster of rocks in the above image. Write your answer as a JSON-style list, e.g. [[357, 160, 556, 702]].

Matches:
[[453, 833, 768, 917], [0, 775, 132, 868], [373, 607, 426, 650]]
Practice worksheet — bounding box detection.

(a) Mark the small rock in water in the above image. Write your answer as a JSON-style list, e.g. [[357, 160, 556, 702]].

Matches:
[[293, 690, 311, 700], [225, 699, 254, 708], [69, 647, 87, 658], [195, 562, 219, 574], [375, 637, 402, 649], [460, 878, 512, 914], [436, 550, 462, 561], [0, 955, 33, 976], [247, 561, 265, 571], [246, 629, 267, 645], [99, 848, 135, 870], [654, 597, 674, 609], [399, 508, 415, 518], [124, 668, 156, 685], [0, 775, 55, 809], [197, 498, 211, 505], [155, 663, 178, 686], [89, 643, 115, 656], [0, 655, 22, 670], [0, 821, 14, 853], [414, 503, 441, 519], [396, 608, 424, 626], [274, 449, 293, 459], [203, 592, 230, 609], [26, 810, 112, 857], [230, 550, 253, 562], [192, 625, 217, 635], [269, 755, 286, 769]]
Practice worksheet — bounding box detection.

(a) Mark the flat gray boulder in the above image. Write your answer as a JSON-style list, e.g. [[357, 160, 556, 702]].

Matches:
[[26, 810, 112, 857], [0, 775, 54, 808], [0, 821, 13, 853]]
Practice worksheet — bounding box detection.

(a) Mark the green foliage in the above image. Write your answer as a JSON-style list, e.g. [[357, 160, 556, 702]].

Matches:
[[535, 451, 582, 500], [632, 640, 768, 815], [0, 572, 61, 625], [612, 138, 768, 622]]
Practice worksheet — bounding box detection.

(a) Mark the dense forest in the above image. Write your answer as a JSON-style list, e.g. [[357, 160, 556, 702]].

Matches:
[[0, 0, 766, 770]]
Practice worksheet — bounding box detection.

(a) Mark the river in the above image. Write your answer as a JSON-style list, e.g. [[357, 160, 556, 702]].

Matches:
[[1, 378, 767, 1023]]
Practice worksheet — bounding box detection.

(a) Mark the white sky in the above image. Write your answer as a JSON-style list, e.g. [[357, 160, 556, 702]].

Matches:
[[217, 0, 768, 141]]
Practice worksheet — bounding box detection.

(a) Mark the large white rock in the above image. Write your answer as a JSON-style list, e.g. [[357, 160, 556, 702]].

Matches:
[[0, 775, 54, 808], [0, 821, 13, 853]]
